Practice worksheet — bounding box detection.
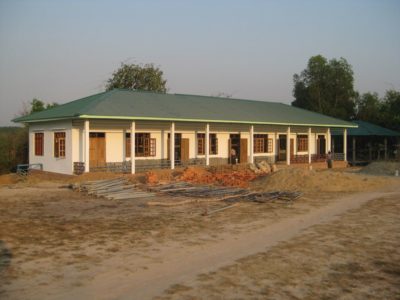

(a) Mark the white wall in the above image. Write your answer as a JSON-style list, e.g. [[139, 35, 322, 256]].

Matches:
[[29, 120, 73, 175]]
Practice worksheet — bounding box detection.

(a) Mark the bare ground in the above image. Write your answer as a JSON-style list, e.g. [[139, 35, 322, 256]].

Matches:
[[157, 192, 400, 300], [0, 169, 399, 299]]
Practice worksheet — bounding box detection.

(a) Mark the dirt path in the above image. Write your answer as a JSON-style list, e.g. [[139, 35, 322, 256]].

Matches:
[[58, 188, 400, 300]]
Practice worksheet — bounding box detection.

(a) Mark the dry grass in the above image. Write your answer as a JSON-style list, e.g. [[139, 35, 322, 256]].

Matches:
[[158, 194, 400, 299]]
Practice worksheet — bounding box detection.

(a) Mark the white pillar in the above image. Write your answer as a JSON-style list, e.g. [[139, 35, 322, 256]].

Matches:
[[286, 126, 291, 165], [131, 121, 135, 174], [326, 128, 331, 152], [205, 123, 210, 166], [84, 120, 90, 172], [170, 122, 175, 169], [308, 127, 312, 164], [249, 125, 254, 164], [343, 129, 347, 161]]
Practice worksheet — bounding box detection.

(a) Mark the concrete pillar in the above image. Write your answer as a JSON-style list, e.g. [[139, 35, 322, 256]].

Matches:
[[343, 129, 347, 162], [384, 138, 388, 160], [170, 122, 175, 169], [308, 127, 312, 163], [131, 121, 135, 174], [84, 120, 90, 172], [352, 137, 356, 162], [249, 125, 254, 164], [326, 128, 331, 152], [286, 126, 291, 165], [205, 123, 210, 166]]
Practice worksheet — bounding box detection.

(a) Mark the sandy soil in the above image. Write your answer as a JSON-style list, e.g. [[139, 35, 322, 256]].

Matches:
[[0, 168, 399, 299], [157, 191, 400, 299]]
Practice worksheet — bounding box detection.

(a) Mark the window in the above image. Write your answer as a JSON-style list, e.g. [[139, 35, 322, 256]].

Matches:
[[34, 132, 44, 156], [126, 133, 156, 157], [254, 134, 272, 153], [197, 133, 218, 155], [54, 132, 66, 158], [297, 135, 308, 152]]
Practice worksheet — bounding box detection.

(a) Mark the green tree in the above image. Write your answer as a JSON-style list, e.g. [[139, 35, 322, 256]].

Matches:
[[381, 90, 400, 131], [355, 92, 381, 124], [106, 63, 167, 92], [292, 55, 356, 120]]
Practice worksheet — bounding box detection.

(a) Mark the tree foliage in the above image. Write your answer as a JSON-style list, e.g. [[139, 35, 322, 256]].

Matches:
[[292, 55, 356, 120], [106, 63, 167, 93]]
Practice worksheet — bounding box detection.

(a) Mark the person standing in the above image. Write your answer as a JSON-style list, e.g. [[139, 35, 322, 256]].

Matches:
[[326, 151, 333, 168], [230, 147, 237, 164]]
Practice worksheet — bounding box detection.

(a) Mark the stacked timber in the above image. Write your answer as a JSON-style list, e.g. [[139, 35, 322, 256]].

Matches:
[[73, 177, 156, 200]]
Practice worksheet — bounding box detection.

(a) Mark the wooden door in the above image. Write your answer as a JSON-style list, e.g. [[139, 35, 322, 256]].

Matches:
[[181, 138, 190, 162], [240, 139, 248, 163], [317, 135, 326, 155], [278, 135, 286, 161], [89, 133, 106, 168], [290, 138, 294, 158]]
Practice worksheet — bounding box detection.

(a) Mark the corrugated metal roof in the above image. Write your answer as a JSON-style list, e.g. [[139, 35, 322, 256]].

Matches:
[[13, 89, 356, 128], [332, 120, 400, 136]]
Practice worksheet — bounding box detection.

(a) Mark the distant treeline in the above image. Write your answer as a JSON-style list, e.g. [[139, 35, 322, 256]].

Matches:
[[0, 126, 28, 174]]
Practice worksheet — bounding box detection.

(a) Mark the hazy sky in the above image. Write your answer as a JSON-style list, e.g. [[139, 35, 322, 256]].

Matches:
[[1, 0, 399, 126]]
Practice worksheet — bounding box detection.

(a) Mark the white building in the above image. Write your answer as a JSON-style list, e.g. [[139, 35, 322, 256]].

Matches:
[[14, 89, 355, 175]]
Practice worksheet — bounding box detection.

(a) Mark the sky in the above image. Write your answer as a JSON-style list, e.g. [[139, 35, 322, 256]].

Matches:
[[0, 0, 399, 126]]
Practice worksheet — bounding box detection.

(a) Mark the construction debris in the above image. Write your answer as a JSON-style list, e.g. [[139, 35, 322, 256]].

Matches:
[[147, 181, 302, 206], [72, 177, 302, 210], [72, 177, 156, 200]]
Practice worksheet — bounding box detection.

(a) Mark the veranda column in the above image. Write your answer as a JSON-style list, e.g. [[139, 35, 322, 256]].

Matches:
[[84, 120, 90, 172], [286, 126, 291, 165], [131, 121, 135, 174], [343, 129, 347, 161], [308, 127, 312, 163], [170, 122, 175, 169], [326, 128, 331, 152], [249, 125, 254, 164], [205, 123, 210, 166]]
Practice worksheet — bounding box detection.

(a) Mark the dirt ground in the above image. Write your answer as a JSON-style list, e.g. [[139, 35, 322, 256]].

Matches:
[[0, 164, 399, 299], [157, 193, 400, 300]]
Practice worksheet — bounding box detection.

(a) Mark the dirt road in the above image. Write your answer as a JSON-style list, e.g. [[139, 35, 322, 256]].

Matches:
[[55, 188, 400, 300]]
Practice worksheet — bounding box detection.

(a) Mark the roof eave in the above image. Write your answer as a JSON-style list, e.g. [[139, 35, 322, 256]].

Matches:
[[78, 114, 358, 128]]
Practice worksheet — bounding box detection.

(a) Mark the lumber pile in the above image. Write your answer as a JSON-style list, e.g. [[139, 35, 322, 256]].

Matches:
[[72, 177, 156, 200], [147, 182, 302, 206]]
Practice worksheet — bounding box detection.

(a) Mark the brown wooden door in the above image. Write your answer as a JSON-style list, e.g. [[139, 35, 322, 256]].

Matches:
[[89, 133, 106, 168], [290, 138, 294, 158], [181, 138, 190, 162], [240, 139, 248, 163], [317, 135, 326, 155], [278, 135, 286, 161]]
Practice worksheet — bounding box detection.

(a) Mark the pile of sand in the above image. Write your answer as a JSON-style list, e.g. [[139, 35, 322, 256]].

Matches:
[[180, 166, 258, 188], [359, 162, 400, 176], [0, 173, 19, 185], [251, 168, 396, 193]]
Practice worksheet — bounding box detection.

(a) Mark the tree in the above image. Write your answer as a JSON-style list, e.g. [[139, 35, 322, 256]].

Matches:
[[355, 92, 381, 124], [106, 63, 167, 93], [381, 90, 400, 131], [292, 55, 356, 120]]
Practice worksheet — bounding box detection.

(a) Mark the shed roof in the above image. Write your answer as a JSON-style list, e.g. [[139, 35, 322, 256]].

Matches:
[[14, 89, 356, 128], [332, 120, 400, 136]]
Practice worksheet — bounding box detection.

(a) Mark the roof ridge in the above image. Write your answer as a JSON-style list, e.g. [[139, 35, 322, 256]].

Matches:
[[77, 89, 117, 115]]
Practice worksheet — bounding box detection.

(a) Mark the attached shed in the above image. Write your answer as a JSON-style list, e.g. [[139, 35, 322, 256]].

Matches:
[[332, 120, 400, 163], [14, 89, 356, 175]]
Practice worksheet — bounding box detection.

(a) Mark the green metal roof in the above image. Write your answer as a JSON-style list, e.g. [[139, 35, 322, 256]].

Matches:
[[332, 120, 400, 136], [13, 89, 356, 128]]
